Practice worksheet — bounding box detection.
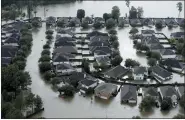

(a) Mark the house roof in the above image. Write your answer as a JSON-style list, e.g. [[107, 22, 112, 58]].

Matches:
[[121, 85, 137, 101], [152, 66, 172, 79], [104, 65, 128, 79], [56, 37, 76, 42], [57, 17, 69, 23], [150, 43, 164, 50], [176, 18, 185, 25], [90, 35, 109, 42], [1, 57, 12, 66], [94, 50, 108, 55], [142, 18, 153, 25], [133, 66, 147, 75], [160, 49, 175, 56], [4, 37, 19, 44], [53, 46, 78, 54], [143, 35, 159, 44], [89, 40, 109, 47], [82, 17, 93, 23], [53, 53, 69, 62], [70, 17, 81, 24], [178, 86, 185, 96], [130, 19, 142, 24], [94, 17, 104, 22], [1, 45, 18, 57], [87, 31, 108, 38], [170, 32, 184, 38], [79, 79, 97, 86], [94, 83, 117, 94], [144, 87, 159, 97], [56, 63, 74, 70], [69, 72, 86, 81], [46, 16, 56, 22], [55, 41, 75, 47], [165, 18, 178, 25], [96, 56, 110, 64], [141, 30, 155, 34], [159, 86, 178, 98], [162, 58, 183, 69], [57, 29, 75, 36], [90, 46, 112, 54]]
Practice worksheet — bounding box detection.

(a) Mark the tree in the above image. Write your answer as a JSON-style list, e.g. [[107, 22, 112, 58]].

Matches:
[[147, 58, 157, 67], [112, 50, 120, 58], [77, 9, 85, 21], [137, 7, 144, 18], [1, 102, 13, 118], [46, 34, 53, 40], [129, 27, 139, 35], [93, 21, 102, 29], [43, 44, 50, 49], [139, 96, 156, 112], [43, 71, 53, 81], [14, 61, 26, 70], [34, 95, 43, 110], [118, 20, 124, 28], [82, 59, 90, 73], [57, 20, 65, 27], [112, 41, 119, 49], [125, 0, 130, 13], [155, 21, 163, 29], [177, 2, 182, 18], [109, 35, 118, 43], [68, 21, 76, 27], [179, 94, 185, 110], [39, 62, 51, 73], [129, 6, 137, 19], [108, 29, 117, 35], [5, 107, 23, 119], [32, 20, 40, 27], [51, 77, 60, 85], [150, 52, 161, 60], [93, 62, 99, 70], [103, 13, 112, 22], [173, 114, 185, 119], [111, 6, 120, 21], [161, 98, 172, 111], [25, 92, 35, 112], [111, 55, 123, 66], [12, 56, 26, 63], [81, 20, 89, 29], [58, 85, 75, 96], [106, 18, 116, 29], [39, 55, 51, 62], [45, 30, 54, 35], [125, 59, 140, 68], [41, 49, 50, 56]]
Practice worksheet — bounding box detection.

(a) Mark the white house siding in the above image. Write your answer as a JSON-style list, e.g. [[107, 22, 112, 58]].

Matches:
[[124, 24, 129, 27], [56, 69, 75, 75], [128, 100, 137, 104], [3, 43, 19, 47], [133, 74, 144, 80], [53, 61, 69, 65], [162, 55, 176, 59], [142, 34, 153, 37]]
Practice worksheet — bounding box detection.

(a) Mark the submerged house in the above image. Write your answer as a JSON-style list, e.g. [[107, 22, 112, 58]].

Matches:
[[94, 83, 117, 100], [141, 30, 155, 37], [142, 18, 153, 27], [159, 49, 176, 59], [82, 16, 93, 24], [154, 18, 166, 27], [129, 19, 142, 27], [165, 18, 178, 27], [57, 17, 69, 27], [132, 66, 148, 80], [158, 86, 179, 106], [151, 66, 173, 82], [120, 85, 137, 104], [161, 58, 184, 72], [69, 17, 81, 27], [176, 18, 185, 27], [103, 65, 129, 80], [55, 63, 76, 75], [94, 17, 105, 24], [170, 32, 184, 39]]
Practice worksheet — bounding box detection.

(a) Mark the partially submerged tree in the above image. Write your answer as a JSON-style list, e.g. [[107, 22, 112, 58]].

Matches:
[[139, 96, 156, 112], [108, 29, 117, 35], [77, 9, 85, 21], [106, 18, 116, 29], [177, 2, 183, 18], [125, 59, 140, 68], [103, 13, 112, 22], [147, 58, 157, 67], [129, 27, 139, 36], [111, 55, 123, 66], [39, 62, 51, 73], [160, 98, 172, 111], [111, 6, 120, 21], [58, 85, 75, 97]]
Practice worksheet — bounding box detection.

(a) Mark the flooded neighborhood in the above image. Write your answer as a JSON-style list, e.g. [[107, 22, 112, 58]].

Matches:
[[1, 0, 185, 119]]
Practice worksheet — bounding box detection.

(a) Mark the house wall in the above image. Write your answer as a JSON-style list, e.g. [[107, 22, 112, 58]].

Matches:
[[133, 74, 144, 80], [3, 43, 19, 47], [94, 53, 110, 58], [128, 99, 137, 104], [162, 55, 176, 59], [142, 34, 153, 37], [56, 69, 75, 75], [53, 61, 69, 65]]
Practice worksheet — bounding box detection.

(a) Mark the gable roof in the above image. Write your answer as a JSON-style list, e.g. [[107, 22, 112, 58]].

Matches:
[[162, 58, 183, 69], [95, 83, 117, 94], [104, 65, 128, 79], [79, 79, 97, 86], [1, 57, 12, 66], [55, 41, 75, 47], [121, 85, 137, 101], [152, 66, 172, 78], [176, 18, 185, 25], [70, 17, 81, 24], [46, 16, 56, 23], [141, 30, 155, 34], [53, 46, 78, 54], [89, 40, 109, 47], [170, 32, 184, 38], [178, 86, 185, 96], [90, 46, 112, 54], [165, 18, 178, 25], [1, 45, 18, 57], [96, 56, 110, 64], [94, 50, 108, 55], [52, 53, 69, 62], [4, 37, 19, 44], [82, 17, 93, 23], [142, 18, 153, 25], [160, 49, 175, 56], [150, 43, 164, 50], [57, 29, 75, 36], [133, 66, 147, 75], [94, 17, 104, 22], [56, 63, 74, 70], [56, 37, 76, 42], [144, 87, 159, 97], [90, 35, 109, 42], [87, 31, 108, 38], [159, 86, 178, 98]]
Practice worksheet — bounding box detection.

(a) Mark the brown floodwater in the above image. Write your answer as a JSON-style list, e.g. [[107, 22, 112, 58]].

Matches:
[[24, 1, 184, 118]]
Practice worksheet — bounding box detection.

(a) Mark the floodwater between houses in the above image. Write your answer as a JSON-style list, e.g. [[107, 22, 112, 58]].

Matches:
[[24, 1, 184, 118]]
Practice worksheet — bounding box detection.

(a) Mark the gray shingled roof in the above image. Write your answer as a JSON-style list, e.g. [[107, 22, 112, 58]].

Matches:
[[162, 58, 183, 69], [178, 86, 185, 96], [159, 86, 178, 98], [104, 65, 128, 79], [121, 85, 137, 101], [53, 46, 78, 54], [56, 63, 74, 70], [79, 79, 97, 86], [96, 56, 110, 64], [133, 66, 147, 75], [152, 66, 172, 78], [90, 46, 112, 54], [1, 45, 18, 57], [53, 53, 69, 62], [144, 87, 159, 97], [160, 49, 175, 56], [141, 30, 155, 34], [95, 83, 117, 94]]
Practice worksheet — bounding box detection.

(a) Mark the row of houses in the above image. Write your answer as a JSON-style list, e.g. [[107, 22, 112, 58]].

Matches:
[[1, 21, 26, 67], [45, 16, 185, 28]]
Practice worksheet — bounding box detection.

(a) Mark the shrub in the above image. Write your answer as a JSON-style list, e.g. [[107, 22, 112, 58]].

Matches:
[[43, 44, 50, 49], [43, 71, 53, 81], [45, 30, 54, 35], [41, 50, 51, 56], [39, 55, 51, 62], [39, 62, 51, 73]]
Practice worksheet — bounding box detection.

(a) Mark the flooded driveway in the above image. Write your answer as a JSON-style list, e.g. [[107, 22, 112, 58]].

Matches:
[[24, 1, 184, 118]]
